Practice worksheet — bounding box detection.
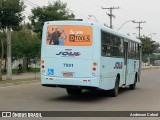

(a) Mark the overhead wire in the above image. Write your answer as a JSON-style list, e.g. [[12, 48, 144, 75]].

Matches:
[[25, 0, 39, 7], [25, 2, 35, 8], [22, 11, 30, 15], [100, 0, 142, 31], [100, 0, 122, 27], [23, 0, 141, 31], [78, 0, 105, 24], [61, 0, 101, 23]]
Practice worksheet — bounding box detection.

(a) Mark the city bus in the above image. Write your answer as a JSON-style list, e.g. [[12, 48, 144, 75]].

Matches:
[[41, 20, 141, 97]]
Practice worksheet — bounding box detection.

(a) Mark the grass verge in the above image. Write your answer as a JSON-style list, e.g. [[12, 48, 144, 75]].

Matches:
[[0, 78, 40, 87], [1, 68, 40, 75]]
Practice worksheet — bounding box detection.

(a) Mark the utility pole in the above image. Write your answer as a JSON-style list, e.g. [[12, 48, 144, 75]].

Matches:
[[133, 21, 146, 38], [102, 6, 120, 29]]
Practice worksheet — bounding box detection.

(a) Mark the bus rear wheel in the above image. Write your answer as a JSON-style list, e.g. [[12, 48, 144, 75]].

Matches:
[[110, 77, 119, 97], [66, 88, 82, 95], [129, 75, 137, 90]]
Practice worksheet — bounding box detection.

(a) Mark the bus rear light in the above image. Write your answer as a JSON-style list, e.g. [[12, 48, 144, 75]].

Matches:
[[41, 60, 44, 64], [42, 65, 45, 69], [93, 62, 97, 66], [92, 67, 96, 71]]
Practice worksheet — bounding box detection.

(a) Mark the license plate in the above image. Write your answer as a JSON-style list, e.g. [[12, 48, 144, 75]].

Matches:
[[63, 73, 73, 77]]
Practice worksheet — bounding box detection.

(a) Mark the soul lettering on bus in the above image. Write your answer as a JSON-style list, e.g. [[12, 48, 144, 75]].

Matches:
[[114, 62, 123, 69], [56, 52, 81, 56]]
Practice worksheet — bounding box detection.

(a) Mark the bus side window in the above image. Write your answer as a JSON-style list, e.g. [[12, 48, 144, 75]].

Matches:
[[128, 41, 131, 59], [110, 34, 115, 45], [105, 32, 110, 44], [137, 44, 140, 59], [101, 31, 111, 57], [116, 37, 123, 57], [119, 38, 124, 57]]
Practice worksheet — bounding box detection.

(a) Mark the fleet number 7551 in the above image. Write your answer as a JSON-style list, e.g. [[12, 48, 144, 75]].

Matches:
[[63, 63, 74, 67]]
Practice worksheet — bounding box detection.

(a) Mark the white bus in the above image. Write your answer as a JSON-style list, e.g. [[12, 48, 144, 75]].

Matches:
[[41, 20, 141, 97]]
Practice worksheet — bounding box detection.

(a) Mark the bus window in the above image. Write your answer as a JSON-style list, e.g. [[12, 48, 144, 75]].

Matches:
[[119, 38, 124, 56], [111, 34, 116, 45], [101, 31, 111, 56]]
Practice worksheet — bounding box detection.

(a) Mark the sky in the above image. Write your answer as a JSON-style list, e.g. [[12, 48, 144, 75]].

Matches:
[[24, 0, 160, 43]]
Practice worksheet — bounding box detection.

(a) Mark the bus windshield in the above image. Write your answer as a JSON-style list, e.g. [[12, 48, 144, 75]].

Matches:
[[46, 25, 92, 46]]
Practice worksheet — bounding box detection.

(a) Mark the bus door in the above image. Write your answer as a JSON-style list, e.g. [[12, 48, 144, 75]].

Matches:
[[123, 41, 128, 85]]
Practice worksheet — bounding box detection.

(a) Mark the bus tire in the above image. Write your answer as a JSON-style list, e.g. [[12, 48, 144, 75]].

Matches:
[[66, 88, 82, 95], [129, 75, 137, 90], [110, 77, 119, 97]]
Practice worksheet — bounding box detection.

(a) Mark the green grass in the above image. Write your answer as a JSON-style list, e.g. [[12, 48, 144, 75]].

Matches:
[[2, 68, 40, 75], [0, 78, 40, 86]]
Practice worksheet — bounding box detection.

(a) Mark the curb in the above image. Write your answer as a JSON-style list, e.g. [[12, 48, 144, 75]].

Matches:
[[142, 66, 160, 70]]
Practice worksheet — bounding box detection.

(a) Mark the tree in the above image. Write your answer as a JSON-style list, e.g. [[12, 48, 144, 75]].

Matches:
[[140, 36, 160, 64], [0, 32, 6, 80], [140, 36, 160, 55], [0, 0, 25, 80], [11, 25, 41, 70], [29, 0, 75, 38], [158, 55, 160, 60]]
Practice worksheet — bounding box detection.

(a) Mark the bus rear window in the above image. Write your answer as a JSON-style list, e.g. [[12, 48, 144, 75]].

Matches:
[[46, 25, 92, 46]]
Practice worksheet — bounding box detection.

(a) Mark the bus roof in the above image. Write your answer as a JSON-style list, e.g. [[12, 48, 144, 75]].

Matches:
[[44, 20, 141, 44]]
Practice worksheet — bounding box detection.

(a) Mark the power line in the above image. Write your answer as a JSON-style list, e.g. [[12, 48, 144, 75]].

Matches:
[[67, 0, 104, 24], [85, 0, 105, 23], [25, 0, 39, 7], [25, 2, 35, 7], [102, 6, 120, 29], [133, 21, 146, 38], [22, 11, 30, 15], [101, 0, 112, 7], [28, 0, 46, 7], [120, 8, 141, 21]]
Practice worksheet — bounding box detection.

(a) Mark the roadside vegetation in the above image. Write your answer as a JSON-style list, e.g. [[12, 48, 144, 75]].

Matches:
[[0, 0, 75, 80], [1, 68, 40, 75], [0, 78, 39, 86]]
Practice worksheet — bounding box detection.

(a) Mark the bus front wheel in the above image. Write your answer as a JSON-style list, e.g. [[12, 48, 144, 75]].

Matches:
[[66, 88, 82, 95], [110, 77, 119, 97]]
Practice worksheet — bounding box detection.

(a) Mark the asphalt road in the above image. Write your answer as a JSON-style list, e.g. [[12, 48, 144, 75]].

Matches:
[[0, 69, 160, 120]]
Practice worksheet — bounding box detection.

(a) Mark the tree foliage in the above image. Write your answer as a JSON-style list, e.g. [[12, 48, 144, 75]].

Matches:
[[0, 0, 25, 29], [29, 0, 75, 38], [0, 0, 25, 79], [12, 32, 41, 59], [140, 36, 160, 55], [0, 32, 6, 57], [12, 25, 41, 69]]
